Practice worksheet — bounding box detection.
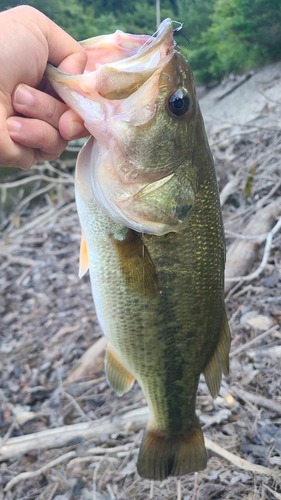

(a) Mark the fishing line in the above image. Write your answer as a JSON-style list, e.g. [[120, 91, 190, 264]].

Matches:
[[173, 21, 190, 47], [138, 19, 183, 56]]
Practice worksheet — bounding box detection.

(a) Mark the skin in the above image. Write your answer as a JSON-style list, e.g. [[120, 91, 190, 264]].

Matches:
[[0, 5, 88, 170]]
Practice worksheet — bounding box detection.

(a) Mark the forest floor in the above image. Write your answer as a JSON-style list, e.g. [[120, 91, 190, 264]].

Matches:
[[1, 62, 281, 500]]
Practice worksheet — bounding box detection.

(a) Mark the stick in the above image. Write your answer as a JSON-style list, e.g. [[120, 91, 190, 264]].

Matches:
[[225, 198, 281, 293], [263, 485, 281, 500], [225, 216, 281, 283], [0, 407, 278, 480], [65, 336, 107, 384], [0, 173, 73, 188], [0, 407, 148, 462], [232, 387, 281, 414], [230, 325, 278, 357], [204, 437, 278, 478], [4, 451, 76, 492], [177, 478, 181, 500]]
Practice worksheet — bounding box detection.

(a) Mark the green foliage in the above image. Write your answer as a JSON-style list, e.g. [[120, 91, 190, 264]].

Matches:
[[176, 0, 216, 83], [1, 0, 281, 83], [204, 0, 281, 81]]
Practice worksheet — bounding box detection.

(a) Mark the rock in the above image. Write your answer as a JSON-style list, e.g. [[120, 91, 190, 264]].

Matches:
[[246, 314, 275, 331]]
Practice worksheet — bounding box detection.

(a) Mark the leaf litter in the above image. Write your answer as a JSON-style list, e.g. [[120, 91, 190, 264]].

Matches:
[[1, 63, 281, 499]]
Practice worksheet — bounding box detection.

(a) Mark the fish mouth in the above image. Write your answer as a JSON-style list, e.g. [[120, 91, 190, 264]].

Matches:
[[46, 19, 194, 236], [45, 19, 175, 104]]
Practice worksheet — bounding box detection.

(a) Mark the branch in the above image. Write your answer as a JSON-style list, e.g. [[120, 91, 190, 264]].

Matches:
[[4, 451, 76, 492], [225, 198, 281, 293], [1, 407, 278, 482]]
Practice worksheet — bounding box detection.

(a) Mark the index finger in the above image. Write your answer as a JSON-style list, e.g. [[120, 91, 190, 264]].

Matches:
[[23, 6, 87, 75]]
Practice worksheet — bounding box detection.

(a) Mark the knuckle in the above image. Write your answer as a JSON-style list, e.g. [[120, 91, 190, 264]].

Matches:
[[40, 125, 67, 155], [44, 99, 60, 123]]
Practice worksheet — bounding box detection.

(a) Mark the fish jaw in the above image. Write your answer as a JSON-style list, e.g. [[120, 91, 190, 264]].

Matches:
[[75, 135, 195, 235], [80, 31, 152, 70], [46, 19, 199, 235]]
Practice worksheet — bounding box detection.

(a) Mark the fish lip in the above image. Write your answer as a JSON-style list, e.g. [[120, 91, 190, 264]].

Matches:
[[47, 20, 193, 236], [45, 18, 175, 79]]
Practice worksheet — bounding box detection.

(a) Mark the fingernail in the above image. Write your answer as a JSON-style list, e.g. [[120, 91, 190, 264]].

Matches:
[[13, 84, 34, 106], [69, 120, 85, 139], [7, 117, 22, 132]]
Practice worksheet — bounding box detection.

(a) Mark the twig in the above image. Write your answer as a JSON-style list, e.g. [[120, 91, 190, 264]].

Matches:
[[65, 336, 106, 384], [204, 436, 278, 478], [2, 206, 58, 237], [230, 325, 278, 357], [0, 418, 17, 448], [227, 180, 281, 223], [192, 472, 199, 500], [0, 254, 38, 267], [225, 216, 281, 282], [230, 387, 261, 413], [86, 444, 135, 455], [93, 461, 101, 500], [232, 387, 281, 414], [0, 406, 278, 480], [0, 174, 73, 188], [150, 481, 154, 499], [0, 407, 148, 462], [207, 112, 281, 132], [225, 230, 267, 242], [4, 451, 76, 491], [177, 478, 181, 500], [57, 368, 94, 423], [263, 484, 281, 500], [225, 199, 281, 293], [220, 178, 240, 206], [46, 482, 59, 500], [67, 455, 119, 468]]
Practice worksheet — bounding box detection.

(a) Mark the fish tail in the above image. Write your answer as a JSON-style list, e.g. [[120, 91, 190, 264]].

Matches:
[[137, 421, 207, 480]]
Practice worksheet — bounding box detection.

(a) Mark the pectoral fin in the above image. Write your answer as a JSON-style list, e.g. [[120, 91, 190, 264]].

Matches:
[[203, 308, 231, 398], [78, 231, 89, 278], [105, 342, 135, 396], [112, 229, 158, 297]]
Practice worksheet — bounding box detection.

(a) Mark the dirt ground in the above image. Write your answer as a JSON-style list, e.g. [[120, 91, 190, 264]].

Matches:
[[1, 64, 281, 499]]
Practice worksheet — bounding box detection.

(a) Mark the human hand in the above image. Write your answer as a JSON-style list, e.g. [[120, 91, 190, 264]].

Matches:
[[0, 5, 88, 170]]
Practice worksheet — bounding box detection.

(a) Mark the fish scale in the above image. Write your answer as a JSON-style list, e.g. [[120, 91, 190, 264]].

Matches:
[[46, 18, 231, 480]]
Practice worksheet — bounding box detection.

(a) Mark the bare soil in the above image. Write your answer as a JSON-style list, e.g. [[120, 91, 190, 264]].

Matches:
[[1, 63, 281, 499]]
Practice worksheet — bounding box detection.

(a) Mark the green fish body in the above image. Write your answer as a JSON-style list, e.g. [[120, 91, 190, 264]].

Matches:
[[46, 19, 231, 480]]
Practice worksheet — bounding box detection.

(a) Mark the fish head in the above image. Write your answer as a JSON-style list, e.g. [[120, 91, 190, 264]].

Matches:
[[46, 19, 202, 235]]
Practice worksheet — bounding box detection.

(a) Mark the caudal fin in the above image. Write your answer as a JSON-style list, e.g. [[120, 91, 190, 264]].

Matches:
[[137, 423, 207, 480]]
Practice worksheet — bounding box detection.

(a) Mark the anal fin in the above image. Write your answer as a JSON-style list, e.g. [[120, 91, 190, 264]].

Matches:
[[137, 419, 207, 480], [105, 342, 135, 396], [203, 308, 231, 398]]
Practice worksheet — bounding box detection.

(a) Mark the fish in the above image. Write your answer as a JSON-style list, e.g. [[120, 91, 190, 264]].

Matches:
[[46, 19, 231, 480]]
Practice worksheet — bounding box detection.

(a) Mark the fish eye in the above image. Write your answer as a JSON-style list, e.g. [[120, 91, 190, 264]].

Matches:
[[168, 89, 190, 117]]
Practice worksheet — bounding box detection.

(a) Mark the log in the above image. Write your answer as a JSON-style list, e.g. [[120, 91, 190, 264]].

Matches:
[[0, 407, 148, 462], [0, 407, 278, 480], [65, 336, 107, 384], [225, 198, 281, 293]]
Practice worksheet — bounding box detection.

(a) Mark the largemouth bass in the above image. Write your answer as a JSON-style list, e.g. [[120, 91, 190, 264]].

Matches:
[[46, 19, 231, 480]]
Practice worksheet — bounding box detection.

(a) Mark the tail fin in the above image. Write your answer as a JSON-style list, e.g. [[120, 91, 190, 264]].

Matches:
[[137, 423, 207, 480]]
